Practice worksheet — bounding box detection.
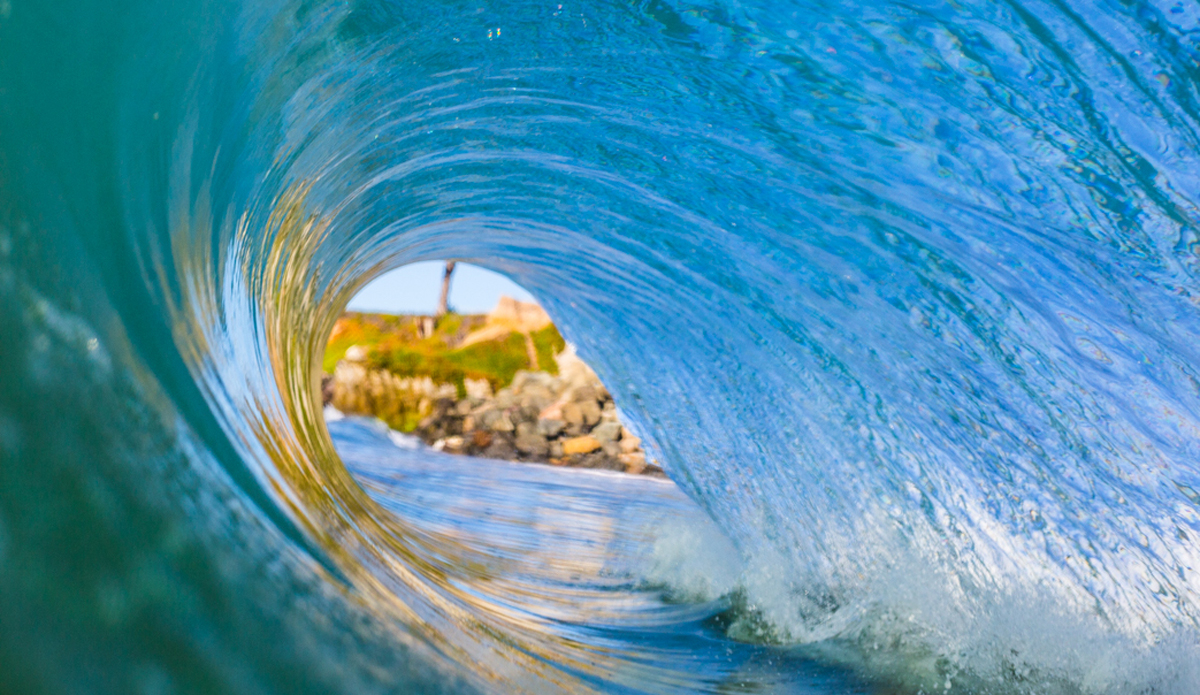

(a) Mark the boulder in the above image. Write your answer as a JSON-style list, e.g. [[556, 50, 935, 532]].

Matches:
[[591, 421, 622, 444], [517, 404, 541, 424], [512, 370, 556, 392], [515, 432, 549, 458], [561, 402, 584, 427], [554, 344, 600, 391], [561, 435, 601, 455], [578, 399, 602, 427], [482, 434, 517, 460], [619, 434, 642, 454], [493, 390, 518, 409], [618, 452, 647, 474], [519, 389, 554, 412], [464, 378, 493, 400], [572, 452, 624, 471], [471, 430, 494, 449], [490, 412, 515, 433], [536, 418, 565, 438], [572, 385, 598, 405]]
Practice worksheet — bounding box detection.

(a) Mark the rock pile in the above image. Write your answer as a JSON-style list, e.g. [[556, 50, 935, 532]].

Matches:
[[326, 344, 661, 476], [416, 369, 659, 476]]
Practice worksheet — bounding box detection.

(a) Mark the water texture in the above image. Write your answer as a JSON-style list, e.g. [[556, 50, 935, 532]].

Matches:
[[2, 0, 1200, 692]]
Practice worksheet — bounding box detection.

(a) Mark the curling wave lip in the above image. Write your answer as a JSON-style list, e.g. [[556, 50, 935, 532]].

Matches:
[[1, 0, 1200, 692]]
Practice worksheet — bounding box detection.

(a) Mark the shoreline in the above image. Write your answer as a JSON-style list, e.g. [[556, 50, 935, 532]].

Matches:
[[323, 307, 663, 477]]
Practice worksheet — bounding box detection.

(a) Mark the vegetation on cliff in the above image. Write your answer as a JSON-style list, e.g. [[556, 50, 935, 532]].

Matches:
[[324, 311, 566, 396]]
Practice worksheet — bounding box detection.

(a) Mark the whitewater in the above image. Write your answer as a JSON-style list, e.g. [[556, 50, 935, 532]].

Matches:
[[2, 0, 1200, 692]]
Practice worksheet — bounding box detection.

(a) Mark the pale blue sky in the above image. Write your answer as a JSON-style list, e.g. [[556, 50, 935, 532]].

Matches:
[[346, 261, 536, 315]]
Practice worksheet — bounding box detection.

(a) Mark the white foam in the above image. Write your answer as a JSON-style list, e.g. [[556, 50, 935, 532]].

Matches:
[[643, 517, 742, 602]]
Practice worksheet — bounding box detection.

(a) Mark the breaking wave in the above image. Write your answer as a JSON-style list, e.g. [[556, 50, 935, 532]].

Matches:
[[3, 0, 1200, 692]]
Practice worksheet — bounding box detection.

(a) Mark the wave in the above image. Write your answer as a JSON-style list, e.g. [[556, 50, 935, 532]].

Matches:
[[3, 0, 1200, 692]]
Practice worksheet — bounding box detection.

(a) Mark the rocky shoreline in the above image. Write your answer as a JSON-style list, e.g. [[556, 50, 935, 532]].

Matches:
[[325, 345, 662, 476]]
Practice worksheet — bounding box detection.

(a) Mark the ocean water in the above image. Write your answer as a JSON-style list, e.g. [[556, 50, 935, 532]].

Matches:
[[2, 0, 1200, 692]]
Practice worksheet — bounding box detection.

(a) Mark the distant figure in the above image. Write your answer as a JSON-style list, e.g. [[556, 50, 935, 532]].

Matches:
[[435, 260, 456, 318]]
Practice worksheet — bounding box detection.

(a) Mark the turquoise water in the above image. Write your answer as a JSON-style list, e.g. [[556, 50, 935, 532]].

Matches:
[[2, 0, 1200, 692]]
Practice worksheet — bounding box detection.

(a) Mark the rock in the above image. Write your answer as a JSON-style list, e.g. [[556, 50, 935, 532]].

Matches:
[[471, 430, 494, 449], [536, 418, 565, 438], [515, 432, 549, 458], [618, 452, 647, 474], [490, 412, 515, 432], [512, 370, 555, 393], [464, 378, 492, 400], [549, 440, 564, 459], [418, 398, 455, 427], [572, 385, 598, 404], [561, 402, 584, 427], [591, 421, 622, 444], [479, 409, 512, 432], [573, 452, 624, 471], [602, 441, 620, 458], [619, 434, 642, 454], [517, 404, 541, 424], [578, 399, 602, 426], [519, 389, 554, 412], [482, 434, 516, 460], [443, 435, 466, 453], [561, 435, 601, 455]]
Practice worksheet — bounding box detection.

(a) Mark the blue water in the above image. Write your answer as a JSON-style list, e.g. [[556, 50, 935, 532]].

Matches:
[[2, 0, 1200, 692]]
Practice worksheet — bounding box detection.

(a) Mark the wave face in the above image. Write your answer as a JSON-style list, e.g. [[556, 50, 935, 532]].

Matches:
[[3, 0, 1200, 692]]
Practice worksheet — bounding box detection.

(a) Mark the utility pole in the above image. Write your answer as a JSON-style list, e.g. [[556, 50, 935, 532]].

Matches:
[[435, 260, 456, 319]]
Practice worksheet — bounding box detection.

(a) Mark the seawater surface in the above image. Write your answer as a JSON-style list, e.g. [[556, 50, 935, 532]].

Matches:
[[2, 0, 1200, 693]]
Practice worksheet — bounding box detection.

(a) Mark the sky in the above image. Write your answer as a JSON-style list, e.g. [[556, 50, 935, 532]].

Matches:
[[346, 261, 537, 315]]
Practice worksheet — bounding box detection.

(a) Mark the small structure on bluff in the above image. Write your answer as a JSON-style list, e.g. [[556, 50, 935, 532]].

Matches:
[[459, 296, 552, 356]]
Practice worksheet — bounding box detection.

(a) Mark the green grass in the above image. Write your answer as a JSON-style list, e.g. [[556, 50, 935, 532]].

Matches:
[[325, 312, 567, 395]]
